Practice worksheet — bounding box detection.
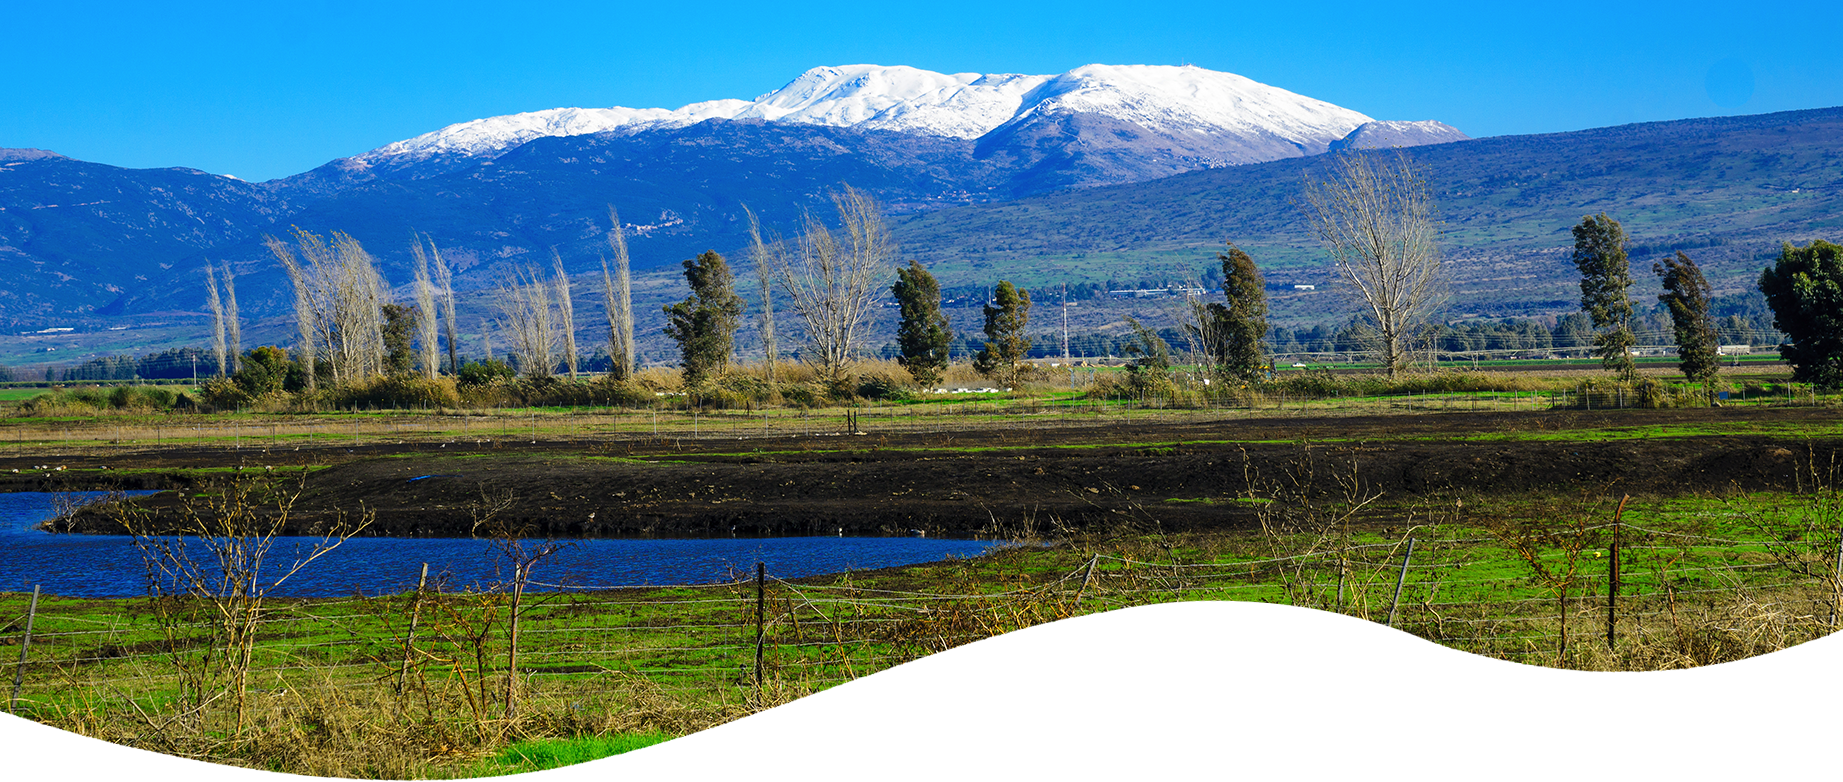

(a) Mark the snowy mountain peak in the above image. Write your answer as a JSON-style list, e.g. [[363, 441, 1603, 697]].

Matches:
[[353, 63, 1385, 170]]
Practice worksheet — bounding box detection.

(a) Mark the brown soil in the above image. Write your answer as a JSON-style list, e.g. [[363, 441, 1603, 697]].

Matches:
[[19, 406, 1841, 539]]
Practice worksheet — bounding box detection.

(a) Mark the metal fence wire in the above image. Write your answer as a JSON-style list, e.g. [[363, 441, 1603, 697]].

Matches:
[[6, 528, 1840, 720]]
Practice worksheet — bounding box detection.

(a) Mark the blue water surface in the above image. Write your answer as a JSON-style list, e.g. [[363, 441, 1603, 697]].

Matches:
[[0, 492, 1005, 598]]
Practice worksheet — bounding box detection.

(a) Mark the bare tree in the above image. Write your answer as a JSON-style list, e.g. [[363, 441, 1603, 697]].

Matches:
[[760, 185, 895, 390], [745, 207, 780, 385], [431, 239, 460, 373], [205, 265, 228, 377], [412, 235, 442, 380], [117, 469, 371, 734], [271, 239, 319, 391], [497, 265, 560, 379], [603, 208, 636, 380], [1303, 151, 1444, 377], [552, 250, 578, 379], [265, 228, 389, 386], [221, 262, 242, 374]]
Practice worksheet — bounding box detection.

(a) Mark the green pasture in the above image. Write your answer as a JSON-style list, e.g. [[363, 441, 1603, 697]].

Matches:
[[3, 480, 1839, 777], [457, 715, 1843, 782]]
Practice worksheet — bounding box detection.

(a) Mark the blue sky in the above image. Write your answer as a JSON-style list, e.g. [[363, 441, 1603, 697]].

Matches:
[[5, 1, 1840, 182]]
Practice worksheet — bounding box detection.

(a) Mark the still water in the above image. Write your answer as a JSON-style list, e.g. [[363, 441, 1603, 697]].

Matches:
[[0, 492, 1005, 598]]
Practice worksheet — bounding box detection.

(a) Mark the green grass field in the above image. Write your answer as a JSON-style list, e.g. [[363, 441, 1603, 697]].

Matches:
[[457, 719, 1843, 778]]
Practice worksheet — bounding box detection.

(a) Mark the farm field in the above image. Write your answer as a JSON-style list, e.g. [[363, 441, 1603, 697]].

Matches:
[[2, 371, 1842, 777]]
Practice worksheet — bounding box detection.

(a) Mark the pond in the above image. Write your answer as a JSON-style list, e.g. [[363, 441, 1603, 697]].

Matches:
[[0, 492, 1008, 598]]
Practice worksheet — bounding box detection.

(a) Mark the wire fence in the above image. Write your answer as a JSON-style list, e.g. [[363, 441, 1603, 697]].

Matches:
[[6, 524, 1840, 725]]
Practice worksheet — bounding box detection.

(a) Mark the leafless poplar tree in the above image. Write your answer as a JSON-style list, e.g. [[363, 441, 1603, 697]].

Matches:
[[481, 318, 494, 362], [264, 228, 389, 387], [760, 185, 895, 389], [430, 241, 460, 373], [745, 207, 780, 385], [411, 235, 442, 380], [205, 265, 228, 377], [271, 240, 318, 391], [551, 250, 578, 378], [496, 265, 559, 379], [1302, 151, 1445, 377], [603, 208, 636, 380], [221, 262, 242, 374]]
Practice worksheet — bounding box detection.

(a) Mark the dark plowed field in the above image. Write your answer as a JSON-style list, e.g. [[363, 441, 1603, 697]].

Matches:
[[27, 405, 1843, 539]]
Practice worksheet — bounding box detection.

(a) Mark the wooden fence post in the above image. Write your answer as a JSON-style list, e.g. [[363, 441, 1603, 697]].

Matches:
[[10, 585, 40, 714], [1830, 531, 1843, 627], [1607, 495, 1628, 651], [1054, 556, 1091, 671], [1387, 539, 1416, 628], [397, 563, 429, 700], [754, 562, 766, 690]]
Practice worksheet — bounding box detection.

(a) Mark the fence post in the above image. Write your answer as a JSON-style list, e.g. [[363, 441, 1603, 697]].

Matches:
[[1334, 553, 1349, 656], [1386, 539, 1416, 628], [397, 563, 429, 699], [9, 585, 40, 714], [1607, 495, 1628, 651], [754, 562, 766, 690], [1830, 530, 1843, 627], [1054, 556, 1091, 671]]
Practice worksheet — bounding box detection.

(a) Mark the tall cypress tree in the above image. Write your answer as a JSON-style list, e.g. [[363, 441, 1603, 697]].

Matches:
[[891, 260, 952, 387], [973, 281, 1031, 387], [1571, 214, 1637, 379], [1208, 243, 1269, 383], [1655, 251, 1719, 386], [662, 251, 744, 386]]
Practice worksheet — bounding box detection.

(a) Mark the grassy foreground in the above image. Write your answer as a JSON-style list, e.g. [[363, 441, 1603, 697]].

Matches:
[[464, 719, 1843, 778]]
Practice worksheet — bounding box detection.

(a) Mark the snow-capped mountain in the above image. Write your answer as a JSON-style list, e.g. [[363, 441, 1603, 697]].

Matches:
[[345, 64, 1375, 174]]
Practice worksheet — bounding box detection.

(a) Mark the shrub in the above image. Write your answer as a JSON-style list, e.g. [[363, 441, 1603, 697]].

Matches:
[[593, 378, 657, 408], [200, 377, 255, 410], [324, 375, 461, 410], [856, 376, 910, 402], [457, 359, 516, 388], [108, 385, 177, 411]]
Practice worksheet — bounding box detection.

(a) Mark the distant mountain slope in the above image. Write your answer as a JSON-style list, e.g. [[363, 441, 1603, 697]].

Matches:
[[1329, 120, 1470, 151], [891, 106, 1843, 321], [0, 153, 284, 325]]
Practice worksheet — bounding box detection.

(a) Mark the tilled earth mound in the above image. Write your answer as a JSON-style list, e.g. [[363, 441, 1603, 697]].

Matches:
[[40, 407, 1841, 539]]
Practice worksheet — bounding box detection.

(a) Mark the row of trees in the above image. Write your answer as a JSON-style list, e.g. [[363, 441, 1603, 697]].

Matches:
[[164, 150, 1832, 399], [1569, 211, 1843, 388]]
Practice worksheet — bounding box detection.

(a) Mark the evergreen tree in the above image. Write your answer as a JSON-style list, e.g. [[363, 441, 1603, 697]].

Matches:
[[1655, 251, 1719, 385], [381, 303, 417, 375], [1570, 214, 1637, 379], [663, 251, 745, 386], [1206, 244, 1269, 382], [891, 260, 952, 387], [973, 281, 1031, 387], [1758, 239, 1843, 388]]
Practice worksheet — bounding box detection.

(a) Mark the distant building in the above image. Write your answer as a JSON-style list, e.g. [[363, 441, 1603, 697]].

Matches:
[[1718, 345, 1752, 355], [1293, 284, 1316, 291]]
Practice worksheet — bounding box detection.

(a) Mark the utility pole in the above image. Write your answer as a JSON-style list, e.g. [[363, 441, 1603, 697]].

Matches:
[[1061, 283, 1070, 363]]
